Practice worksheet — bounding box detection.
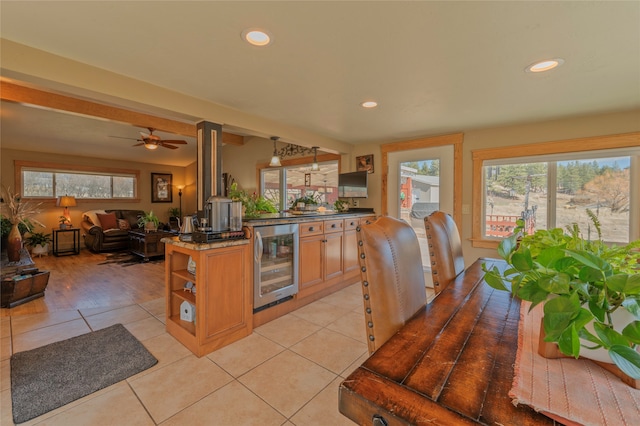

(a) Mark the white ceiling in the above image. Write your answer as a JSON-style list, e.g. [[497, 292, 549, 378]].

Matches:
[[1, 1, 639, 166]]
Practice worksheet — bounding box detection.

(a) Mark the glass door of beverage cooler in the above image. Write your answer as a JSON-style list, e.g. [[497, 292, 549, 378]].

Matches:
[[253, 224, 299, 312]]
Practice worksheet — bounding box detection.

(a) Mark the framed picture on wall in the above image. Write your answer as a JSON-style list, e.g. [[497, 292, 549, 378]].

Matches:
[[151, 173, 173, 203], [356, 154, 374, 174]]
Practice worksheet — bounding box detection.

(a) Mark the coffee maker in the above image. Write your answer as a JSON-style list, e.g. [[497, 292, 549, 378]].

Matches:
[[192, 196, 244, 243]]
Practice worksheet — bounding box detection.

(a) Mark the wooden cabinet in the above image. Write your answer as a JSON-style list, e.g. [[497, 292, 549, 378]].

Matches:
[[165, 240, 252, 357], [298, 219, 344, 298], [343, 215, 376, 275]]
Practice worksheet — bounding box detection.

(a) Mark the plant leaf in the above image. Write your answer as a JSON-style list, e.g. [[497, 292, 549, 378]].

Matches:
[[608, 345, 640, 379], [511, 249, 533, 272], [592, 322, 629, 348], [622, 321, 640, 345], [564, 249, 612, 275], [538, 272, 571, 294], [557, 324, 580, 358], [621, 299, 640, 319], [607, 274, 640, 295], [536, 247, 565, 268], [483, 268, 510, 292], [498, 234, 518, 259]]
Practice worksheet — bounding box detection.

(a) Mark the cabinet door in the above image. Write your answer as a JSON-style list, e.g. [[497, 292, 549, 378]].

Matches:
[[343, 228, 359, 274], [202, 244, 251, 341], [324, 231, 343, 281], [299, 235, 324, 292]]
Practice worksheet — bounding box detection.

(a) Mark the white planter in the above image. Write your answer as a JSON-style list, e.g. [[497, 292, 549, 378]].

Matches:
[[31, 243, 49, 257], [580, 308, 638, 364]]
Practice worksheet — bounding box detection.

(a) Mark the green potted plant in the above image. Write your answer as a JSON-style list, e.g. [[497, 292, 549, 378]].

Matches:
[[1, 186, 44, 261], [228, 182, 277, 218], [137, 211, 160, 232], [483, 210, 640, 379], [59, 216, 72, 229], [291, 195, 320, 211], [25, 231, 52, 256], [168, 207, 180, 219], [334, 199, 349, 212]]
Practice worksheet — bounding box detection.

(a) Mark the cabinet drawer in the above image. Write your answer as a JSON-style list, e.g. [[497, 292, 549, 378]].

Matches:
[[343, 218, 360, 231], [300, 221, 324, 237], [324, 219, 344, 233]]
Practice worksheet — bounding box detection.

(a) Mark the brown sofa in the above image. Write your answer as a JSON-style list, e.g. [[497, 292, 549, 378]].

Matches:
[[80, 209, 145, 252]]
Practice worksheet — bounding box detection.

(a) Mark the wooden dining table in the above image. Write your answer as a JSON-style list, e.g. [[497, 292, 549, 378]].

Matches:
[[339, 257, 558, 425]]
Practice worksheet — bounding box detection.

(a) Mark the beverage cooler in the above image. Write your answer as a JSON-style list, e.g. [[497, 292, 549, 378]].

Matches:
[[253, 224, 299, 312]]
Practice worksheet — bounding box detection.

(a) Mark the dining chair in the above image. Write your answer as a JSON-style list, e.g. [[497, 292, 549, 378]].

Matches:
[[423, 211, 465, 294], [356, 216, 427, 354]]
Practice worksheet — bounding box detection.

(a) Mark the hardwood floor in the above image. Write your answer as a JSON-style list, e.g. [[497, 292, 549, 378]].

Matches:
[[1, 249, 165, 317]]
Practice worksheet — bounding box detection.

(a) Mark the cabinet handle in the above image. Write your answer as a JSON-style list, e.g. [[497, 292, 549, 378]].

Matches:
[[309, 226, 314, 231], [331, 224, 336, 228], [350, 222, 355, 226]]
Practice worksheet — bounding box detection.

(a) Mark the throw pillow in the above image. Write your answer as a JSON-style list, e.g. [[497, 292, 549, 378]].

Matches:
[[117, 219, 131, 231], [96, 212, 118, 230], [82, 209, 107, 226]]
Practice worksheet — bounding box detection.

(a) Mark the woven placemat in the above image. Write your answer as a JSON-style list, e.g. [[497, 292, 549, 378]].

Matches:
[[509, 301, 640, 425]]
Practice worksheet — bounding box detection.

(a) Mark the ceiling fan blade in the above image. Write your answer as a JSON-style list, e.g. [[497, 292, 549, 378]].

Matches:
[[159, 143, 178, 149], [161, 140, 188, 145], [109, 135, 138, 141], [132, 142, 145, 147]]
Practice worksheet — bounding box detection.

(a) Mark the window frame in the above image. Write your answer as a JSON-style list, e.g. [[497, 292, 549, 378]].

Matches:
[[15, 160, 140, 202], [257, 153, 341, 211], [471, 132, 640, 248]]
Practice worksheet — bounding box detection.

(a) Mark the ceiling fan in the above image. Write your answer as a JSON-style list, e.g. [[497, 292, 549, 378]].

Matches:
[[112, 128, 188, 150]]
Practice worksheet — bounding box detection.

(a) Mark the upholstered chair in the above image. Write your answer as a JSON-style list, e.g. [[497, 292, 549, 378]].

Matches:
[[356, 216, 427, 355], [423, 211, 464, 294]]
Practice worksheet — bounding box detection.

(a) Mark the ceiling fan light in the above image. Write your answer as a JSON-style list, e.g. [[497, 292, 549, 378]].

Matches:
[[145, 142, 158, 150]]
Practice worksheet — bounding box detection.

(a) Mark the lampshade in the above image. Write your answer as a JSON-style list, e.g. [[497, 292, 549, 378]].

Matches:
[[269, 136, 282, 167], [145, 142, 159, 150], [57, 196, 77, 207]]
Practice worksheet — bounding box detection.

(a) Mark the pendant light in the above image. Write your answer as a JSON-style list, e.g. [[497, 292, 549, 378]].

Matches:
[[311, 147, 319, 171], [269, 136, 282, 167]]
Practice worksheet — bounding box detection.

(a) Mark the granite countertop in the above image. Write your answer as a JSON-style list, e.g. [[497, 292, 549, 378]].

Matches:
[[162, 236, 250, 250], [243, 209, 375, 227]]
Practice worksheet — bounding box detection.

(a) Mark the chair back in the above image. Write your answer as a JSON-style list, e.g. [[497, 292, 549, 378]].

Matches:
[[424, 211, 464, 294], [356, 216, 427, 354]]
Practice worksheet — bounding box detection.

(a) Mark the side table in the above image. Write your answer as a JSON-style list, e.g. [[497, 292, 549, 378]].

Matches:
[[52, 227, 80, 256]]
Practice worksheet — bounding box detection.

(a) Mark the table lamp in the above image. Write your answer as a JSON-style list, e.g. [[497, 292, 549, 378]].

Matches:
[[57, 195, 77, 224]]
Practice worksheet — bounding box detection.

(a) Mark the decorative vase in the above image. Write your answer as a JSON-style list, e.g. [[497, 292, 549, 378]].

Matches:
[[7, 223, 23, 262]]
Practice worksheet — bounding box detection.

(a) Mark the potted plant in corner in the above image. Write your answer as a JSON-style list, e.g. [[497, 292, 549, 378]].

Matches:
[[25, 231, 52, 257], [1, 186, 44, 262], [138, 211, 160, 232], [483, 210, 640, 381]]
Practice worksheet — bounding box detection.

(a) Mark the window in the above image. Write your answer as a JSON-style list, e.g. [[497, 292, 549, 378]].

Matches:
[[260, 158, 340, 211], [472, 133, 640, 248], [16, 161, 139, 200]]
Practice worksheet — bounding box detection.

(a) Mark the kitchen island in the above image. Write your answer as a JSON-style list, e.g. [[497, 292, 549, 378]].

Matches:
[[163, 237, 252, 357], [244, 210, 376, 327], [163, 210, 375, 356]]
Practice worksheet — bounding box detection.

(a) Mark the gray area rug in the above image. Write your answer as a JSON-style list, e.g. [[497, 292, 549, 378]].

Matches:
[[99, 252, 163, 267], [11, 323, 157, 424]]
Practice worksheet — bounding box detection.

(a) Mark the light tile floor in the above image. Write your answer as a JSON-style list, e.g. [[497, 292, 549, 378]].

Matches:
[[1, 284, 371, 425]]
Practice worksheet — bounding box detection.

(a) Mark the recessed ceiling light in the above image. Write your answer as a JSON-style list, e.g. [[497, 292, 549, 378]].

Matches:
[[242, 29, 271, 46], [525, 58, 564, 73], [361, 101, 378, 108]]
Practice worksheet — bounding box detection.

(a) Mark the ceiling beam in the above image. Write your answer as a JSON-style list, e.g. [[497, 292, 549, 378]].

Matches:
[[0, 80, 244, 145]]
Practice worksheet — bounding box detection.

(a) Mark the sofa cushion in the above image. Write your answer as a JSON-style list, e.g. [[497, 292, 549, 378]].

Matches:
[[83, 210, 107, 226], [96, 212, 118, 230]]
